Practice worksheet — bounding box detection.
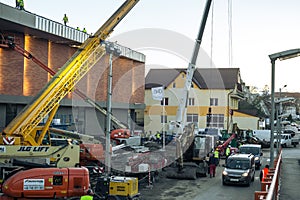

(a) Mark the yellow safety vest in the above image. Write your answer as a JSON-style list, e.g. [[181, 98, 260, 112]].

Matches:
[[226, 147, 230, 156], [214, 150, 219, 158], [80, 195, 93, 200]]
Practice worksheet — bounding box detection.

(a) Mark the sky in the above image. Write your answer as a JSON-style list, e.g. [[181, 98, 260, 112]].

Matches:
[[1, 0, 300, 93]]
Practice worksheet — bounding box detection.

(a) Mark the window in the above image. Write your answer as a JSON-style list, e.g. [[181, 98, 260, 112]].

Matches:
[[210, 98, 218, 106], [53, 175, 63, 186], [206, 114, 224, 128], [6, 104, 17, 126], [187, 114, 198, 123], [161, 115, 167, 123], [188, 98, 195, 106], [160, 98, 168, 106], [172, 82, 176, 88], [73, 177, 83, 189]]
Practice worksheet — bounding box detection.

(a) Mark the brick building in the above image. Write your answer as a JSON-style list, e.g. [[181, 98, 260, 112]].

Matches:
[[0, 3, 145, 136]]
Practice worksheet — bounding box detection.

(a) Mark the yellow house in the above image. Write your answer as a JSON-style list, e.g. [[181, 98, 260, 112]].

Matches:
[[144, 68, 259, 134]]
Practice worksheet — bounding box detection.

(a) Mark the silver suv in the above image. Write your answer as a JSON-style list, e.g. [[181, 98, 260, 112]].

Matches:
[[222, 154, 255, 186]]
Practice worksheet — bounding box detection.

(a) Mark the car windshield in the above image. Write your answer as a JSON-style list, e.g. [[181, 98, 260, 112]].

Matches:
[[227, 159, 250, 170], [239, 147, 259, 155]]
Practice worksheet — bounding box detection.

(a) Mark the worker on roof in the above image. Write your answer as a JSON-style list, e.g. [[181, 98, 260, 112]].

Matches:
[[83, 28, 87, 33], [80, 189, 93, 200], [63, 14, 69, 26], [15, 0, 19, 9], [18, 0, 24, 10]]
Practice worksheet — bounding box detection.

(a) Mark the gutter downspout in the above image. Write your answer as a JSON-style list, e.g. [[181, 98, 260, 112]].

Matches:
[[227, 89, 234, 131]]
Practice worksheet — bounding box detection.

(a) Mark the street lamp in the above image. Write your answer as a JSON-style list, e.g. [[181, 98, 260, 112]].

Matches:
[[276, 85, 287, 153], [105, 41, 121, 174], [268, 48, 300, 168]]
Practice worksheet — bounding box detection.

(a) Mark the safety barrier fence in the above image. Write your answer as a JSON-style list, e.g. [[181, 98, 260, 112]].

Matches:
[[35, 16, 90, 43], [254, 149, 282, 200]]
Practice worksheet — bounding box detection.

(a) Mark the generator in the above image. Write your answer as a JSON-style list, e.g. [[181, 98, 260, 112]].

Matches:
[[95, 176, 140, 200]]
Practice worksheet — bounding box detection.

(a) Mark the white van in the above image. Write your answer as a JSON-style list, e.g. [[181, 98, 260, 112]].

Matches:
[[252, 130, 271, 142]]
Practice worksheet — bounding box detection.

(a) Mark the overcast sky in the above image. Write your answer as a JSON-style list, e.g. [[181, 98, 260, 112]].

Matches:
[[2, 0, 300, 93]]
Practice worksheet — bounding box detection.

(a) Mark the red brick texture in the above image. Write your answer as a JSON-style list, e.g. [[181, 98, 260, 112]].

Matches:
[[0, 32, 145, 104], [0, 32, 24, 95]]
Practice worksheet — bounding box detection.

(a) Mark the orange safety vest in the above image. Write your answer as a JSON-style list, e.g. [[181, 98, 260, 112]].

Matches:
[[262, 168, 269, 182]]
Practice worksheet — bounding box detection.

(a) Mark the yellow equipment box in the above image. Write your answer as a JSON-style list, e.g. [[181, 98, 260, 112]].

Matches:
[[109, 176, 138, 197]]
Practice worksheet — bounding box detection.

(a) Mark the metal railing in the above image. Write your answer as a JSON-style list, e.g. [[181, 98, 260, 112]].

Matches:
[[254, 149, 282, 200], [35, 15, 89, 43]]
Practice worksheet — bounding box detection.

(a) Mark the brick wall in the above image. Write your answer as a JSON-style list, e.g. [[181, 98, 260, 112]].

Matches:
[[0, 34, 145, 104], [0, 32, 24, 95], [23, 36, 48, 96]]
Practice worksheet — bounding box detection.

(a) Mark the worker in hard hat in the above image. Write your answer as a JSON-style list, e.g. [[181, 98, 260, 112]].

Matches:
[[213, 147, 220, 166], [208, 152, 217, 178], [63, 14, 69, 26], [225, 145, 231, 164], [18, 0, 24, 10]]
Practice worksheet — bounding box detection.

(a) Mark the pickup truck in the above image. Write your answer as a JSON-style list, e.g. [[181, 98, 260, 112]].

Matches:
[[274, 133, 299, 147]]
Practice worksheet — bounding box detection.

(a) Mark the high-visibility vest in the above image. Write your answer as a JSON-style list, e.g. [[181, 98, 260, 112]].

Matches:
[[80, 195, 93, 200], [214, 150, 219, 158], [262, 168, 269, 182], [19, 0, 24, 7], [226, 147, 230, 156]]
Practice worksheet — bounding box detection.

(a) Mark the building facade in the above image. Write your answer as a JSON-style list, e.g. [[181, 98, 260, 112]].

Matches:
[[144, 68, 259, 135], [0, 3, 145, 136]]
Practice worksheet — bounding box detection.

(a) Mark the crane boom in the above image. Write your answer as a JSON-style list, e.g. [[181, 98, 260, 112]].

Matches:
[[174, 0, 212, 134], [6, 38, 127, 130], [1, 0, 139, 146]]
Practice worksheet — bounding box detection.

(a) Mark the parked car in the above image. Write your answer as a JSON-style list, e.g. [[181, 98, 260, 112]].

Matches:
[[222, 154, 255, 186]]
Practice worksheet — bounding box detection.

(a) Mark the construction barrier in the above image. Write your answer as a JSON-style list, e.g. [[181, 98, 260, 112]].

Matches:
[[254, 150, 282, 200]]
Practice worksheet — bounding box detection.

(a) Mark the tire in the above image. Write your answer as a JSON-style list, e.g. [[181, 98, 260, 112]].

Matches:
[[222, 179, 226, 186], [246, 181, 250, 187]]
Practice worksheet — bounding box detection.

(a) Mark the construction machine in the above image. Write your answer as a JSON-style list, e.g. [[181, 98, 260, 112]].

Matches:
[[0, 167, 140, 200], [0, 0, 140, 190], [165, 0, 213, 179]]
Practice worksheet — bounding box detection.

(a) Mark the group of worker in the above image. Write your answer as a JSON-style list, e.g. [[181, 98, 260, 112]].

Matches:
[[208, 144, 270, 185], [15, 0, 24, 10], [62, 14, 87, 33], [208, 145, 232, 178]]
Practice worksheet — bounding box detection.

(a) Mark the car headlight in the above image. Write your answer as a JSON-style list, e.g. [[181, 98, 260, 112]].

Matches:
[[255, 157, 259, 161], [222, 171, 228, 176], [242, 172, 249, 177]]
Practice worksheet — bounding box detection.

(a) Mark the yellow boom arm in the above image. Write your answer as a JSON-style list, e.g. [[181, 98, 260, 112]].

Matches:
[[2, 0, 140, 146]]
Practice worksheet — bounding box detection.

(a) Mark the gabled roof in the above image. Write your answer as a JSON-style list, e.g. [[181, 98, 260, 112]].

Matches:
[[145, 68, 240, 89], [145, 68, 185, 89]]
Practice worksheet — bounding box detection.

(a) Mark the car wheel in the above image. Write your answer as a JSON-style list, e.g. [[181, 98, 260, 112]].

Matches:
[[222, 179, 226, 186]]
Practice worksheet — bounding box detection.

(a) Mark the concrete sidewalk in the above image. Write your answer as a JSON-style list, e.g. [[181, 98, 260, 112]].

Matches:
[[279, 148, 300, 200]]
